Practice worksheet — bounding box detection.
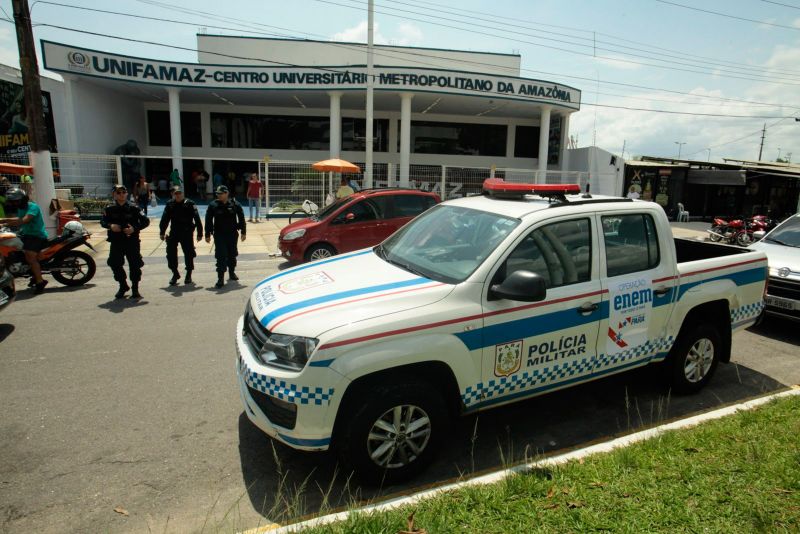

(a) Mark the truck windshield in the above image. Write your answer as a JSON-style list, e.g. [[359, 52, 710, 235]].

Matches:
[[765, 215, 800, 248], [377, 205, 519, 283]]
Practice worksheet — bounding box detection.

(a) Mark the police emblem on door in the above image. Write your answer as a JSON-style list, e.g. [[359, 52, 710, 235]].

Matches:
[[494, 340, 523, 377]]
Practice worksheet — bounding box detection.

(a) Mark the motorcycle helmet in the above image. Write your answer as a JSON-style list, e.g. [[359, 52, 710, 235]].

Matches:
[[62, 220, 85, 237], [5, 187, 28, 210]]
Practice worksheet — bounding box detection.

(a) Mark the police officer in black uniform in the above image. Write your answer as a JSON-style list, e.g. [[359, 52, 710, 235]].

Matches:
[[159, 185, 203, 285], [101, 184, 150, 299], [205, 185, 246, 288]]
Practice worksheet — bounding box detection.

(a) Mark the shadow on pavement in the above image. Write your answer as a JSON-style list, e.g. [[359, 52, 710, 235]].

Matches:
[[237, 361, 787, 524], [0, 323, 15, 342], [97, 296, 149, 312], [746, 316, 800, 344], [12, 282, 96, 302]]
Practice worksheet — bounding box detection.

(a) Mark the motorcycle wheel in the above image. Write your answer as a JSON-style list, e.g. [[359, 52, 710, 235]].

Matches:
[[51, 250, 96, 286], [735, 232, 753, 247], [708, 229, 723, 242]]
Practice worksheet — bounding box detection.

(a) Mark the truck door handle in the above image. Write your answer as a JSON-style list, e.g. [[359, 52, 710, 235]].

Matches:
[[654, 287, 670, 297], [577, 302, 599, 315]]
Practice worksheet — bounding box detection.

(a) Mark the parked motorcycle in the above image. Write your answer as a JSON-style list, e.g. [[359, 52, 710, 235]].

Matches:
[[0, 221, 96, 286], [707, 215, 775, 247]]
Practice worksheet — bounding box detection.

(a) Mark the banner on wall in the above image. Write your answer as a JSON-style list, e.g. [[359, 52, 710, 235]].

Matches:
[[0, 78, 58, 157]]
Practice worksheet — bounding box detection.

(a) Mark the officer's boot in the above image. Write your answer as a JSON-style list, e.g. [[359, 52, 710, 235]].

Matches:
[[215, 273, 225, 288], [115, 281, 130, 299], [169, 269, 180, 286], [184, 270, 193, 284], [130, 283, 143, 299], [228, 267, 239, 281]]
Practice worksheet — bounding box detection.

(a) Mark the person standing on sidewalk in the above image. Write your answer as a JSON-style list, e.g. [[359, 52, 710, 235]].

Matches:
[[159, 186, 202, 286], [101, 184, 150, 299], [205, 185, 246, 288], [246, 173, 262, 222]]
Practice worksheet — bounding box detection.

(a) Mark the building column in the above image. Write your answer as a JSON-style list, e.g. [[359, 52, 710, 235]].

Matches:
[[399, 92, 413, 187], [62, 75, 80, 153], [167, 87, 182, 177], [560, 113, 571, 174], [328, 91, 342, 159], [537, 106, 551, 177], [506, 124, 516, 159]]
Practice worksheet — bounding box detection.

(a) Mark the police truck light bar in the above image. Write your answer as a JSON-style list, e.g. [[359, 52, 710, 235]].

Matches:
[[482, 178, 580, 200]]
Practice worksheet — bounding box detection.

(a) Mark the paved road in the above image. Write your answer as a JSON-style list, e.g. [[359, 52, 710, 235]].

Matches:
[[1, 249, 798, 533]]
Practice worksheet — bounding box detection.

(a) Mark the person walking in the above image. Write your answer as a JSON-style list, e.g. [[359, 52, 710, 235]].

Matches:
[[169, 168, 182, 188], [0, 188, 48, 294], [246, 173, 262, 222], [133, 175, 152, 215], [101, 184, 150, 299], [205, 185, 246, 288], [159, 186, 202, 286]]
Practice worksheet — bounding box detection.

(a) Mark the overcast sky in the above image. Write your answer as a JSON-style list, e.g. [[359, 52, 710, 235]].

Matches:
[[0, 0, 798, 163]]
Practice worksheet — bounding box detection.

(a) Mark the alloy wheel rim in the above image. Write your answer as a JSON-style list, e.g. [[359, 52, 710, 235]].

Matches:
[[367, 404, 432, 469], [310, 248, 332, 260], [684, 337, 714, 383]]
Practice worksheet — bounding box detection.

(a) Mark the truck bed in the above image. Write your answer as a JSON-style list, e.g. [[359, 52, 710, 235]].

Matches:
[[674, 237, 749, 264]]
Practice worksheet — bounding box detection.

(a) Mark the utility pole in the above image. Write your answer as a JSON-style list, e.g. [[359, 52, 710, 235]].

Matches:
[[12, 0, 55, 232], [364, 0, 374, 188], [757, 122, 766, 161]]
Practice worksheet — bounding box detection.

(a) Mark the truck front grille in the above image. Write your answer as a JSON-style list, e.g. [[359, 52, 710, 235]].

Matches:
[[768, 276, 800, 301], [243, 306, 269, 354]]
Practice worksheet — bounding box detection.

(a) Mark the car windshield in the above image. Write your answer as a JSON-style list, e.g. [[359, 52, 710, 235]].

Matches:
[[764, 215, 800, 248], [315, 197, 352, 220], [377, 205, 519, 284]]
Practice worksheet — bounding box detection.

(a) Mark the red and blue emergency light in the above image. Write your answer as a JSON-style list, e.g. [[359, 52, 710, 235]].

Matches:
[[482, 178, 581, 200]]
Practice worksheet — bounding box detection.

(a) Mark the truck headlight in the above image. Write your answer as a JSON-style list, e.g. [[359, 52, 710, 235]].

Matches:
[[259, 334, 318, 371], [282, 229, 306, 241]]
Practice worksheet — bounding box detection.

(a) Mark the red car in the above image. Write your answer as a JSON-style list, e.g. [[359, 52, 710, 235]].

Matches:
[[278, 188, 440, 263]]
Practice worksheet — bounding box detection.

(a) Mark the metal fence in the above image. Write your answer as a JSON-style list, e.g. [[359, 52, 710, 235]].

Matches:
[[0, 153, 594, 212]]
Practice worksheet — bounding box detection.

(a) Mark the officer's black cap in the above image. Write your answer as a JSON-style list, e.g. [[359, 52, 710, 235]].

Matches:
[[112, 184, 127, 193], [172, 185, 184, 193], [215, 185, 229, 194]]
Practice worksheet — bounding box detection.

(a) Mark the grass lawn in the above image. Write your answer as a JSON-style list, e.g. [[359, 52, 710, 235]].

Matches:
[[302, 394, 800, 533]]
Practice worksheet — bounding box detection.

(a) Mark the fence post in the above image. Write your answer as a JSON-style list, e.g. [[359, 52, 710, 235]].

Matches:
[[114, 156, 123, 186], [264, 159, 270, 220], [440, 165, 446, 199]]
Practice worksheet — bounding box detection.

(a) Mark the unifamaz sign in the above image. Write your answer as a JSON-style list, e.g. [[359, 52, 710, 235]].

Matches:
[[42, 41, 580, 110]]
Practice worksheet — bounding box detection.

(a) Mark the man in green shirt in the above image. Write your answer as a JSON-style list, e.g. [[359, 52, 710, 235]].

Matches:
[[0, 188, 48, 293]]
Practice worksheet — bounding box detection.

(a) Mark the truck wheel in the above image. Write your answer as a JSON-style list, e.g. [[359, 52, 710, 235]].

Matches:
[[338, 383, 447, 485], [304, 243, 336, 262], [667, 323, 721, 394]]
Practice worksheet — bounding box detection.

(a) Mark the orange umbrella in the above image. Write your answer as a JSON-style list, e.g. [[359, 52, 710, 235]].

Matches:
[[311, 158, 360, 173], [0, 162, 33, 175]]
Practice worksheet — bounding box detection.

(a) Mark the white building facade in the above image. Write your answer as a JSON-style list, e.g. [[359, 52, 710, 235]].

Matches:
[[41, 35, 582, 196]]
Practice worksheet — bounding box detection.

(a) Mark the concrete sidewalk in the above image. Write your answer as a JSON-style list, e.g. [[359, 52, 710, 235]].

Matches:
[[80, 216, 289, 261]]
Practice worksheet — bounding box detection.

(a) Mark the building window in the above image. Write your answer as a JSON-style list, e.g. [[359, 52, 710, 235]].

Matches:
[[410, 121, 506, 156], [514, 125, 540, 158], [341, 118, 389, 152], [147, 110, 201, 147], [210, 113, 329, 150]]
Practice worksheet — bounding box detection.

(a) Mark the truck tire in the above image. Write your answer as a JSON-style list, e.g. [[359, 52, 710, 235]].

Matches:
[[338, 382, 448, 485], [667, 323, 721, 394]]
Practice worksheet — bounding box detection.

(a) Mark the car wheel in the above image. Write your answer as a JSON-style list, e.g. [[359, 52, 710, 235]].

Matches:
[[305, 243, 336, 262], [338, 383, 447, 485], [667, 323, 721, 394]]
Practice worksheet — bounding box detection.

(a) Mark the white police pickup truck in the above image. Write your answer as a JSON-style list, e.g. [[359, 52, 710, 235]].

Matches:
[[237, 180, 768, 483]]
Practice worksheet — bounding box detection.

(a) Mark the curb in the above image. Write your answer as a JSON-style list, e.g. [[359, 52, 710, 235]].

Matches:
[[251, 386, 800, 533]]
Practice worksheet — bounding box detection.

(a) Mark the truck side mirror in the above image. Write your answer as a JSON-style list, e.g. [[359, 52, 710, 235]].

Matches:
[[490, 270, 547, 302]]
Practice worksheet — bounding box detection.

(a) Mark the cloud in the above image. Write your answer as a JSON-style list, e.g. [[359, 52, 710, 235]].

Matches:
[[331, 21, 423, 46], [571, 43, 800, 162]]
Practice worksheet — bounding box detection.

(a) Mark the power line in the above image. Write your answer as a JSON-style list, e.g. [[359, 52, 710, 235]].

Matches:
[[760, 0, 800, 9], [654, 0, 800, 31], [15, 19, 796, 119], [317, 0, 800, 85], [384, 0, 800, 79]]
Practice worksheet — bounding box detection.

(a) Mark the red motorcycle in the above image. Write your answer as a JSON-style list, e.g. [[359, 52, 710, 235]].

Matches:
[[707, 215, 774, 246]]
